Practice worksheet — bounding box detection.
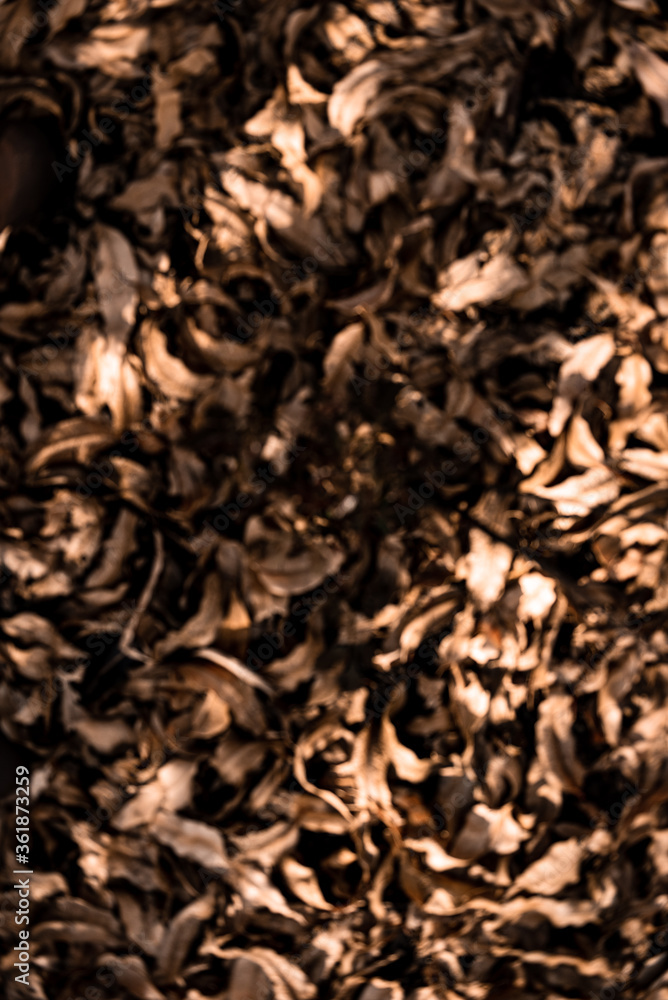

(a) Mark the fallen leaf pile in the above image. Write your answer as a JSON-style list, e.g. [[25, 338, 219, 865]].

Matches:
[[2, 1, 668, 999]]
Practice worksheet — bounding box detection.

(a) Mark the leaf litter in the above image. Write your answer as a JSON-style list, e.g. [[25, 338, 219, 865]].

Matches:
[[2, 2, 668, 1000]]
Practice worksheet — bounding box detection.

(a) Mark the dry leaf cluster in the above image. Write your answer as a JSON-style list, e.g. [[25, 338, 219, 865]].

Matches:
[[2, 1, 668, 999]]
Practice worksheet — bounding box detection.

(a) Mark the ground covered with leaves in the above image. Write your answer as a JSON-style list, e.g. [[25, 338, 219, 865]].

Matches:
[[2, 1, 668, 999]]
